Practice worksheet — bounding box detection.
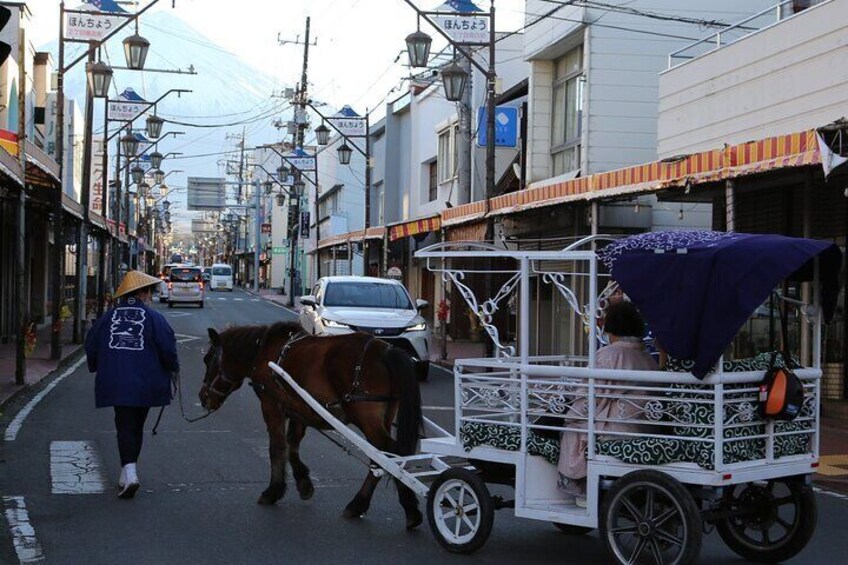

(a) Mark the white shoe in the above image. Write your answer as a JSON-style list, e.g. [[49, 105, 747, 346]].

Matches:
[[118, 464, 139, 499], [118, 466, 127, 489]]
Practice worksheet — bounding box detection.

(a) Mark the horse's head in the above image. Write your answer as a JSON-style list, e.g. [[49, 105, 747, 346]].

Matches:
[[199, 327, 245, 411]]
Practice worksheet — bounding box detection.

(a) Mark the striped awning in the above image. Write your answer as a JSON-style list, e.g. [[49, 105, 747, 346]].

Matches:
[[441, 129, 822, 226], [389, 215, 441, 241], [316, 227, 387, 250]]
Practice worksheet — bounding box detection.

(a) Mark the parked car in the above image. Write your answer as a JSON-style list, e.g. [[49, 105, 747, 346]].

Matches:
[[158, 263, 182, 303], [209, 263, 234, 291], [167, 266, 205, 308], [299, 276, 431, 381], [202, 267, 212, 283]]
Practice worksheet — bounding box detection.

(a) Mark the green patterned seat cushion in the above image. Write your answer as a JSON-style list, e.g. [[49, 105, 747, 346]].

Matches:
[[457, 351, 813, 469]]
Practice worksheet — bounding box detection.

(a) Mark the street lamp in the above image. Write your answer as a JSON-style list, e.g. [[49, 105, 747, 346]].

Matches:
[[152, 169, 165, 185], [123, 32, 151, 70], [293, 178, 306, 195], [337, 143, 353, 165], [440, 61, 468, 102], [139, 181, 150, 194], [131, 165, 144, 185], [145, 194, 154, 209], [277, 163, 289, 180], [405, 28, 432, 68], [146, 114, 164, 139], [86, 61, 113, 98], [149, 151, 163, 169], [160, 184, 169, 198], [264, 180, 274, 195], [314, 123, 330, 146], [121, 133, 140, 157], [276, 192, 286, 207]]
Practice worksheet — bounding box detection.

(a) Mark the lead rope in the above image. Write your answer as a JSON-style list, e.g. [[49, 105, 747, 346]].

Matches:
[[153, 370, 217, 436]]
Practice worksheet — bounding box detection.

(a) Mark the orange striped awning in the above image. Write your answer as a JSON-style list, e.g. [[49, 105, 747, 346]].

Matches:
[[440, 129, 822, 226], [389, 215, 441, 241]]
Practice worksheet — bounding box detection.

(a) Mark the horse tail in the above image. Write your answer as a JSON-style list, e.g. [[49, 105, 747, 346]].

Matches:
[[382, 345, 422, 456]]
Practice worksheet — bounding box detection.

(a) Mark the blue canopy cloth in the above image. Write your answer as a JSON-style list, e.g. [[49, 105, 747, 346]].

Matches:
[[596, 231, 842, 379]]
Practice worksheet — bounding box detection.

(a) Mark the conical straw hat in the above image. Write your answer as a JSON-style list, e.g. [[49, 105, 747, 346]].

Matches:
[[115, 270, 162, 298]]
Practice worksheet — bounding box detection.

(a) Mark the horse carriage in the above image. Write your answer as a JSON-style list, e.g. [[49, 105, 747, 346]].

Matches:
[[202, 230, 839, 564]]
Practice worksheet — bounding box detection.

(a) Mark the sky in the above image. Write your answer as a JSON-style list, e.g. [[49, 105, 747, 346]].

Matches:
[[25, 0, 529, 113]]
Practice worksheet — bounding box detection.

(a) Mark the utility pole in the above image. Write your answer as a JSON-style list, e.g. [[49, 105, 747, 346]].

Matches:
[[253, 177, 261, 293], [15, 27, 27, 383], [458, 56, 472, 205], [280, 16, 314, 304]]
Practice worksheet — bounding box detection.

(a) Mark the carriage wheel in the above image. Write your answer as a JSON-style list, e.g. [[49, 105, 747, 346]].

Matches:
[[716, 479, 816, 563], [600, 470, 702, 565], [427, 468, 494, 554]]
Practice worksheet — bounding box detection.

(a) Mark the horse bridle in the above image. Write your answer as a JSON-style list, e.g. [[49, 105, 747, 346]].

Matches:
[[205, 346, 245, 399]]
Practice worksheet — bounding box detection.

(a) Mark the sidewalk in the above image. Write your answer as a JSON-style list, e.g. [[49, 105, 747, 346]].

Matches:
[[0, 321, 81, 409]]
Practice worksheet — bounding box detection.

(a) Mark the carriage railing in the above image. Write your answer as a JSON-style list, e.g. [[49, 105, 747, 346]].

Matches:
[[454, 358, 819, 474]]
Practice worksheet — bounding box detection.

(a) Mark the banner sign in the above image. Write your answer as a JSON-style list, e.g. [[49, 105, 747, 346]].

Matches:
[[284, 148, 316, 172], [300, 211, 310, 238], [108, 88, 148, 122], [431, 0, 488, 44], [187, 177, 226, 211], [476, 106, 519, 148], [90, 136, 105, 216], [64, 4, 130, 42], [328, 105, 366, 137]]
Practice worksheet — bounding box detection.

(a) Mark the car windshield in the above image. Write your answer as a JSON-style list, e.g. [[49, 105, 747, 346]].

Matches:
[[323, 282, 413, 309], [171, 268, 201, 282], [212, 266, 231, 276]]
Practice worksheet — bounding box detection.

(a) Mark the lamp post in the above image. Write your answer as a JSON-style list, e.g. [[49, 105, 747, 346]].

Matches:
[[58, 0, 164, 351]]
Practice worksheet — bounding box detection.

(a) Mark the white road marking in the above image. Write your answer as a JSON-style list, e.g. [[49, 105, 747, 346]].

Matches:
[[166, 312, 192, 318], [50, 441, 108, 494], [250, 299, 260, 302], [217, 297, 228, 301], [4, 356, 86, 441], [233, 298, 244, 302], [422, 406, 454, 411], [814, 486, 848, 501], [174, 333, 201, 344], [3, 496, 44, 563]]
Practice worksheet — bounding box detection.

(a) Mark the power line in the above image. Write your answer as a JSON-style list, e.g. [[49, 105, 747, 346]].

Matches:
[[536, 1, 733, 29]]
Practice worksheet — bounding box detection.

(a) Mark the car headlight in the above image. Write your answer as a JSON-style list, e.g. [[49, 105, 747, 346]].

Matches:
[[322, 318, 350, 329], [406, 322, 426, 332]]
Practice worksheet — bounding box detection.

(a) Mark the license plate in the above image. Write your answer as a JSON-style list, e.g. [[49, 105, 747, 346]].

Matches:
[[217, 283, 226, 287]]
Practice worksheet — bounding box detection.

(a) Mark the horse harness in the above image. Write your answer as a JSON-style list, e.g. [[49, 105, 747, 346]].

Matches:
[[274, 334, 398, 409], [206, 329, 276, 399]]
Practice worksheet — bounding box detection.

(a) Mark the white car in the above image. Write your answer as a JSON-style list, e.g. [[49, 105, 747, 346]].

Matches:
[[299, 276, 431, 381]]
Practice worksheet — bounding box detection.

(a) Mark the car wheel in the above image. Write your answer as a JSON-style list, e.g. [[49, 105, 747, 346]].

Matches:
[[416, 360, 430, 382]]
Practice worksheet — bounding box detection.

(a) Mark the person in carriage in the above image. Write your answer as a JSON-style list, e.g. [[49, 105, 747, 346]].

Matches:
[[557, 300, 658, 506]]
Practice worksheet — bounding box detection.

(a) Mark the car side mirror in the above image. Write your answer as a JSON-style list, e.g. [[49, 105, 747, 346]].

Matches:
[[416, 299, 429, 311], [300, 295, 317, 308]]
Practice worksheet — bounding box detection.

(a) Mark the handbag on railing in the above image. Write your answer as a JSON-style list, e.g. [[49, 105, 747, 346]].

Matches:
[[758, 293, 804, 421]]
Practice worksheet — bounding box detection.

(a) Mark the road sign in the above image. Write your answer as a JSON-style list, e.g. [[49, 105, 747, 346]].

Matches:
[[187, 177, 226, 211], [476, 106, 519, 148], [108, 88, 147, 122], [328, 106, 366, 137], [64, 4, 130, 42], [284, 148, 316, 172]]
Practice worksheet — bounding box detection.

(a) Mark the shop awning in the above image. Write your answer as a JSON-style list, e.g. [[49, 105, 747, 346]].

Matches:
[[62, 193, 84, 221], [316, 227, 386, 250], [441, 129, 822, 226], [389, 215, 441, 241]]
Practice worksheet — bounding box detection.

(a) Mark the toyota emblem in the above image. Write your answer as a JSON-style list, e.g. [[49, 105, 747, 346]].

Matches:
[[374, 328, 384, 335]]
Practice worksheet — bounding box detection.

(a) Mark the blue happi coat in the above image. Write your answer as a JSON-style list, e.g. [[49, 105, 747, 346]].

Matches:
[[85, 296, 179, 408]]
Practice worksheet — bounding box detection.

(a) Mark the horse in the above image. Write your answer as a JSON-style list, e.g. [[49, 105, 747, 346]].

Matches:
[[198, 321, 424, 530]]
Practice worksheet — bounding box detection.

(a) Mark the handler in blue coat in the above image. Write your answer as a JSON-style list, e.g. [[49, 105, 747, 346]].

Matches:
[[85, 270, 179, 499]]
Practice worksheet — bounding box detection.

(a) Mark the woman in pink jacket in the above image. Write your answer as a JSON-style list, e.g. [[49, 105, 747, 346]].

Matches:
[[557, 301, 657, 506]]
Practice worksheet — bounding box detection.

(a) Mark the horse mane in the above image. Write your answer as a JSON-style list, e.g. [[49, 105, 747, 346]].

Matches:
[[220, 321, 301, 367]]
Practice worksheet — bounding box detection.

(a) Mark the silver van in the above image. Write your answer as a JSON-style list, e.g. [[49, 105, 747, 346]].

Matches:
[[167, 266, 205, 308]]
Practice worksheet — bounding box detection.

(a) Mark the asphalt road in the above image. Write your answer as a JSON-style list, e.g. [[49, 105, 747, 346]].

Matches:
[[2, 288, 848, 564]]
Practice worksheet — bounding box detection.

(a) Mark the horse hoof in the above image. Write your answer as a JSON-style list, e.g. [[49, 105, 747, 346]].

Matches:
[[257, 487, 284, 505], [297, 478, 314, 501], [343, 496, 369, 519], [405, 510, 423, 531]]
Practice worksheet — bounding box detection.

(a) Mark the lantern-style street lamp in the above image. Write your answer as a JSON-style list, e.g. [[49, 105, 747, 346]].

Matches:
[[276, 192, 286, 207], [121, 133, 140, 157], [405, 28, 432, 68], [314, 123, 330, 146], [277, 164, 289, 180], [86, 61, 113, 98], [440, 62, 468, 102], [131, 165, 144, 185], [264, 180, 274, 195], [149, 151, 163, 169], [337, 143, 352, 165], [123, 32, 151, 70], [146, 114, 164, 139], [293, 178, 306, 196], [145, 194, 154, 209], [153, 169, 165, 185]]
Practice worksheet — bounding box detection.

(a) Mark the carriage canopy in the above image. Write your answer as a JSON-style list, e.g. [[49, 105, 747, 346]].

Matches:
[[597, 231, 842, 378]]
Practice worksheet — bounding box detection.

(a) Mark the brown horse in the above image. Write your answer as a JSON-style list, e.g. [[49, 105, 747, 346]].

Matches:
[[198, 321, 424, 530]]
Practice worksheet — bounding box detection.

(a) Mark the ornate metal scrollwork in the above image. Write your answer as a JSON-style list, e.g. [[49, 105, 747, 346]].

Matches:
[[442, 270, 519, 358]]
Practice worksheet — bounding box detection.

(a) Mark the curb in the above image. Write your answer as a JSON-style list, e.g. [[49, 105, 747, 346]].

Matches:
[[0, 346, 84, 411], [240, 287, 300, 316]]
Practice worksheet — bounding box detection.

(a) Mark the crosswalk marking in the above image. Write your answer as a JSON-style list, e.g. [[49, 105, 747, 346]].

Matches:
[[251, 299, 260, 302], [50, 441, 108, 494], [3, 496, 44, 563], [174, 333, 201, 344], [234, 298, 243, 301]]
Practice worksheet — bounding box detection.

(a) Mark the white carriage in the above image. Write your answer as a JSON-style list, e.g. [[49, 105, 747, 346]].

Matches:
[[271, 231, 837, 564]]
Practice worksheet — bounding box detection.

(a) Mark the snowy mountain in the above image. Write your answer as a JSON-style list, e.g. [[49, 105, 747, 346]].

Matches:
[[43, 10, 290, 226]]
